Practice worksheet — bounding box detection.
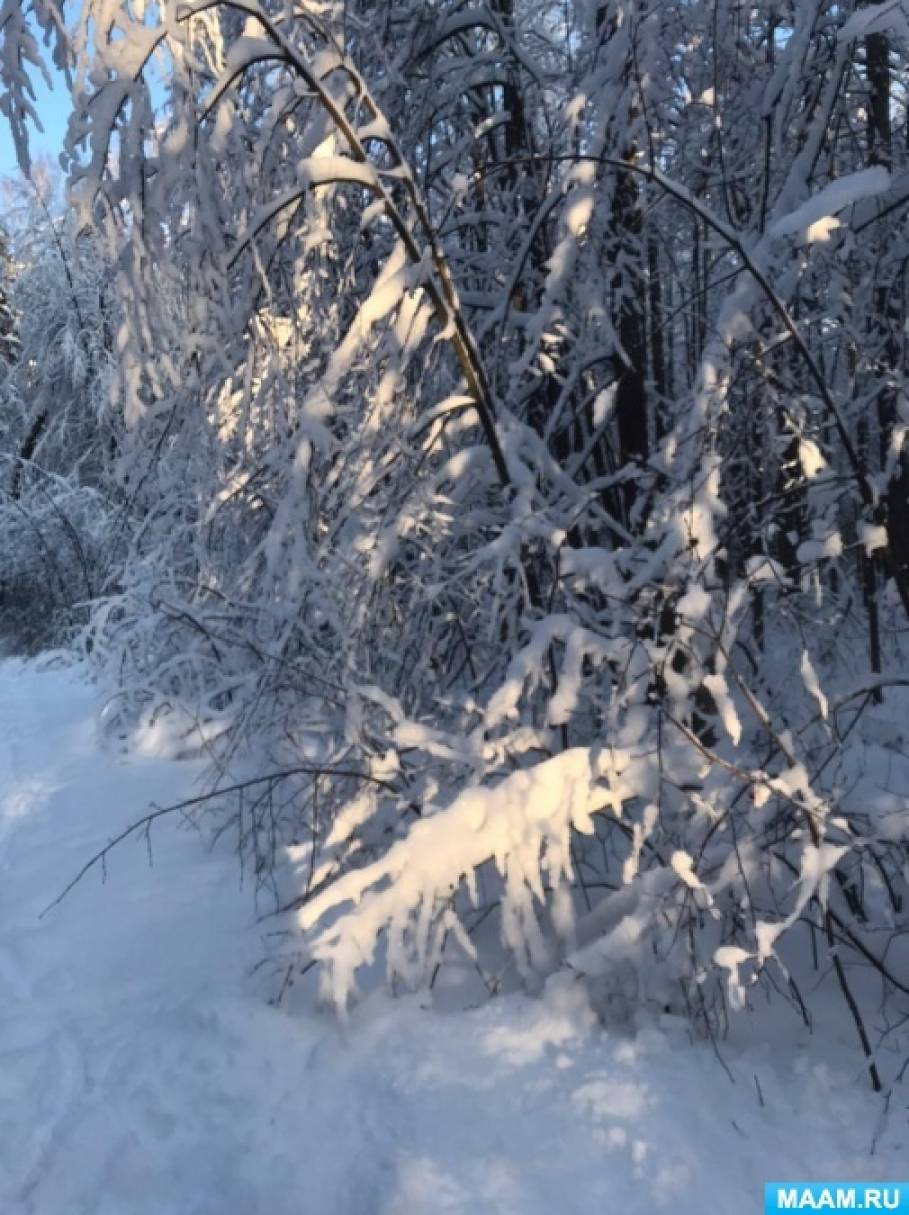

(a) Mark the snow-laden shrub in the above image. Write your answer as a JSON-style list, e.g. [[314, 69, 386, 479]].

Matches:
[[294, 562, 909, 1034], [0, 474, 119, 652]]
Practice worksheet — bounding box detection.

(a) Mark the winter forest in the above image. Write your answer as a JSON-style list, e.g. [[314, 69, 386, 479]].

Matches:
[[1, 0, 909, 1208]]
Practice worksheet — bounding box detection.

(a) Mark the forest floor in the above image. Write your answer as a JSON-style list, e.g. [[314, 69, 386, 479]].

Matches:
[[0, 656, 906, 1214]]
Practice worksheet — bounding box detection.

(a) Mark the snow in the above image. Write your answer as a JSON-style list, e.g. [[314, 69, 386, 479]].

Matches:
[[0, 658, 906, 1214], [713, 946, 752, 1012], [803, 216, 841, 244], [800, 651, 829, 721], [840, 1, 909, 43], [298, 746, 610, 1003], [797, 531, 843, 563], [798, 438, 827, 479], [860, 522, 889, 556], [769, 169, 891, 241], [702, 672, 743, 745], [565, 162, 595, 236]]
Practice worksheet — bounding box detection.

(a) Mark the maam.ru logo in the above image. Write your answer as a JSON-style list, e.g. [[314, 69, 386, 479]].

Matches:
[[765, 1184, 909, 1213]]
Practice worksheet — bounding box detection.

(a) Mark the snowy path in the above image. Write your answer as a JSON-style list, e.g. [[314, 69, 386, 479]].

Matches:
[[0, 659, 905, 1214]]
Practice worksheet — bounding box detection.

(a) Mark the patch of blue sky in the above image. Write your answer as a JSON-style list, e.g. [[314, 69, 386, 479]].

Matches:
[[0, 39, 70, 177]]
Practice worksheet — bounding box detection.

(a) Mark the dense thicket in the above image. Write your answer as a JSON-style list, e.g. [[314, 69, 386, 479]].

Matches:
[[3, 0, 909, 1086]]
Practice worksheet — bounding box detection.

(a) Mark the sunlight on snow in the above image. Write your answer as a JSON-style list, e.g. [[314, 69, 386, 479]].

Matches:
[[0, 777, 60, 835]]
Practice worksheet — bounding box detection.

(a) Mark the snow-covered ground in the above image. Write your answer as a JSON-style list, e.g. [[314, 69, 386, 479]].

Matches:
[[0, 657, 905, 1214]]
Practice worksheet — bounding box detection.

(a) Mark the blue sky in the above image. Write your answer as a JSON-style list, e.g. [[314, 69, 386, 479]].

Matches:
[[0, 41, 71, 178]]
